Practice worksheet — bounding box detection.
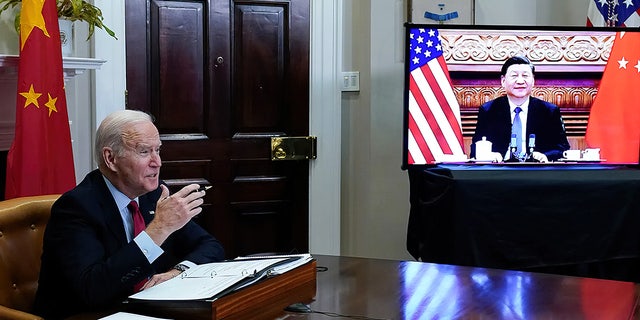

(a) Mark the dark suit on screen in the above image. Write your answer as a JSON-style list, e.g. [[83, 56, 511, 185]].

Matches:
[[471, 96, 570, 161], [33, 169, 225, 319]]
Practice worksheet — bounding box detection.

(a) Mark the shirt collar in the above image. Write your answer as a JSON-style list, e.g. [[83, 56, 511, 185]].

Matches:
[[508, 97, 529, 114], [102, 175, 139, 212]]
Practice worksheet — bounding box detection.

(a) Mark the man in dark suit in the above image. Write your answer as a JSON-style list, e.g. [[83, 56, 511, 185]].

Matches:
[[471, 56, 570, 162], [34, 110, 225, 319]]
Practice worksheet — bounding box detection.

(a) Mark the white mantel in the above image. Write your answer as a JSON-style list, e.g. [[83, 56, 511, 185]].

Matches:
[[0, 54, 106, 78]]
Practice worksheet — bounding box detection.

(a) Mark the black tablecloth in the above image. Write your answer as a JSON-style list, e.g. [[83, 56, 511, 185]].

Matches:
[[407, 164, 640, 282]]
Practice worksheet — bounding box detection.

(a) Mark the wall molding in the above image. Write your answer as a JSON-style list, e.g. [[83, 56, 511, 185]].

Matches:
[[0, 54, 105, 78]]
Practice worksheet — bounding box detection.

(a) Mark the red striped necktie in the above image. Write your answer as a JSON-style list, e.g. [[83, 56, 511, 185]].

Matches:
[[127, 200, 146, 236], [127, 200, 147, 291]]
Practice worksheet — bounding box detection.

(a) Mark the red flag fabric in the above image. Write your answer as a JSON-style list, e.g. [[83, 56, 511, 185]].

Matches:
[[407, 28, 465, 164], [585, 31, 640, 163], [587, 0, 640, 27], [5, 0, 76, 199]]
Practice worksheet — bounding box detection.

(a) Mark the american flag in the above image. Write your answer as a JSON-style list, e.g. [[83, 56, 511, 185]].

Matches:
[[406, 28, 464, 164], [587, 0, 640, 27]]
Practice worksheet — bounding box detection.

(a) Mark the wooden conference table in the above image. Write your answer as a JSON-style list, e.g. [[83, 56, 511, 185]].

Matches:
[[73, 255, 640, 319]]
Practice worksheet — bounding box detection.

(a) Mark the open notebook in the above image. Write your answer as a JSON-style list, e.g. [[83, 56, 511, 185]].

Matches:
[[128, 253, 313, 301]]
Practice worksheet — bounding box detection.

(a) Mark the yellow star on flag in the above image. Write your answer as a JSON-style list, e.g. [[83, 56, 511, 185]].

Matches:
[[20, 0, 50, 50], [19, 84, 42, 109], [45, 93, 58, 116]]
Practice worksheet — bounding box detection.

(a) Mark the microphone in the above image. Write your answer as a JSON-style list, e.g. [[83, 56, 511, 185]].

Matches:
[[528, 134, 536, 149], [525, 134, 537, 162], [506, 133, 519, 162]]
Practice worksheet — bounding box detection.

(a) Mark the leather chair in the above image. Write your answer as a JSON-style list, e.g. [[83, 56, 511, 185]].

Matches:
[[0, 194, 59, 320]]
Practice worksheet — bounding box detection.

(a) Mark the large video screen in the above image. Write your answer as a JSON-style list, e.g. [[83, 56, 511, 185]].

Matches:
[[402, 24, 640, 167]]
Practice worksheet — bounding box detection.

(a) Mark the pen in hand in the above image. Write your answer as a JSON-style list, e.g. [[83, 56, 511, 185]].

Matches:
[[160, 185, 212, 202]]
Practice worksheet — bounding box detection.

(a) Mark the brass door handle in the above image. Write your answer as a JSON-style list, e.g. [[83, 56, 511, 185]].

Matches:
[[271, 136, 317, 160], [274, 147, 287, 159]]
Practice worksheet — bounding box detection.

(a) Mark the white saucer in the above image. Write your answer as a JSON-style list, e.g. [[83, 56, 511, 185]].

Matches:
[[557, 158, 603, 162]]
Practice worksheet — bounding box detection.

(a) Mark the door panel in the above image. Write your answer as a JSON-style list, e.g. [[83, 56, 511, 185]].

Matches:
[[234, 4, 286, 130], [229, 0, 310, 257], [126, 0, 310, 258], [151, 1, 205, 134]]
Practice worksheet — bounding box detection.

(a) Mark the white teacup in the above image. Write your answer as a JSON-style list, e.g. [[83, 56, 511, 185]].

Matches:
[[475, 137, 493, 161], [563, 149, 581, 160], [582, 148, 601, 160]]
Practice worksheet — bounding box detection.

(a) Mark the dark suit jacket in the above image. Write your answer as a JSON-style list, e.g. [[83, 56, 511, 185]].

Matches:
[[33, 169, 225, 319], [471, 96, 570, 161]]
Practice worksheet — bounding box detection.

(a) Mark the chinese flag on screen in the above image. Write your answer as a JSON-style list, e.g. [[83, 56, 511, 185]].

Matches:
[[5, 0, 76, 199], [585, 32, 640, 163]]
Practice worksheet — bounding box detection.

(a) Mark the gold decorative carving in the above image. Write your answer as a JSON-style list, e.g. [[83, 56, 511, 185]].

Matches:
[[438, 30, 614, 71], [456, 86, 596, 137], [454, 86, 598, 109]]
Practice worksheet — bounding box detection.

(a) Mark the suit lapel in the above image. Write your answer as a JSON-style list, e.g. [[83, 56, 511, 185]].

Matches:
[[104, 198, 128, 245], [88, 170, 129, 245], [525, 97, 539, 142], [139, 188, 162, 226], [138, 197, 155, 226], [499, 97, 512, 135]]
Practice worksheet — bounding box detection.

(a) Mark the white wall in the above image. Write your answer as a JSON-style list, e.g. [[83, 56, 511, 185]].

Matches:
[[341, 0, 411, 260], [475, 0, 589, 26], [0, 8, 18, 54]]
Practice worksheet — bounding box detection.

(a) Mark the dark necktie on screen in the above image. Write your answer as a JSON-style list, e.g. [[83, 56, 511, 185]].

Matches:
[[127, 200, 147, 292], [512, 106, 523, 158]]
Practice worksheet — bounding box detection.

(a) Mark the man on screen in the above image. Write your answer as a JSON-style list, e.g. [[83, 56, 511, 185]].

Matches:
[[471, 56, 570, 162]]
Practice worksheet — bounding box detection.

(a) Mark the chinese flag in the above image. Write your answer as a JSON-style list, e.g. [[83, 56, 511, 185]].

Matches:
[[585, 32, 640, 163], [5, 0, 76, 199]]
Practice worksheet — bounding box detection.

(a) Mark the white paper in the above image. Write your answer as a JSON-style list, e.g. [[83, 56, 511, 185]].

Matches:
[[182, 258, 287, 278], [99, 312, 172, 320], [235, 254, 313, 275], [129, 258, 289, 301]]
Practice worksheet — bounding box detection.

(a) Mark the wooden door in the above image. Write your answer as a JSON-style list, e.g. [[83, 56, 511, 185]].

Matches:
[[125, 0, 310, 258]]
